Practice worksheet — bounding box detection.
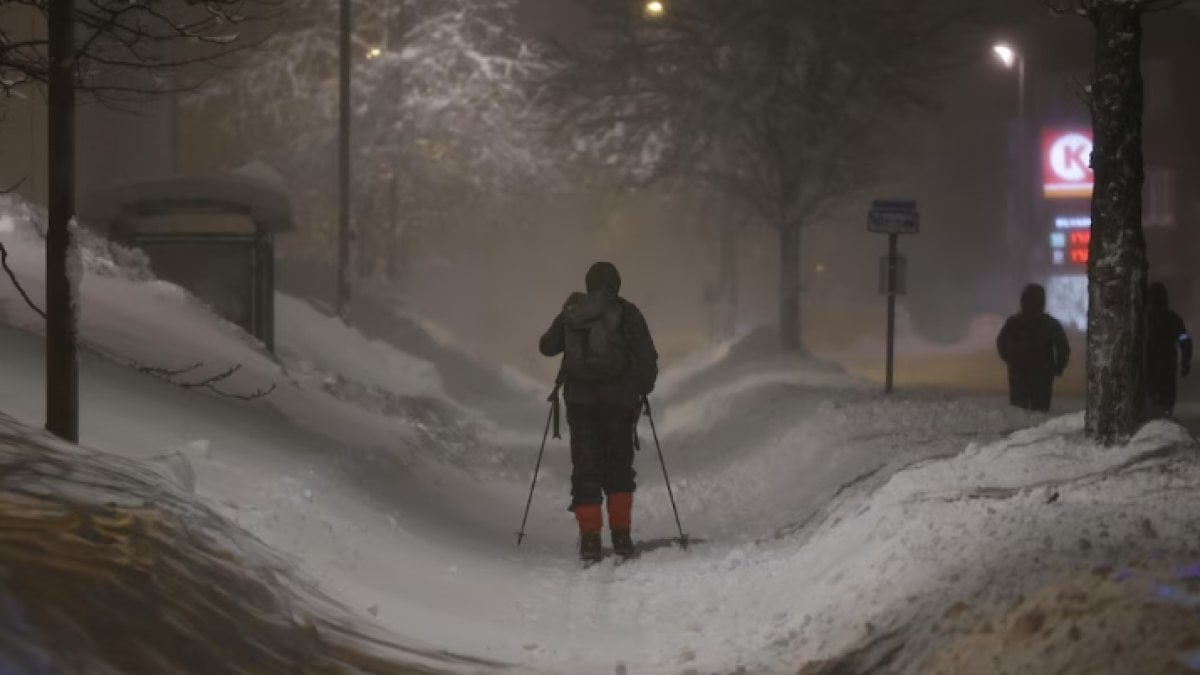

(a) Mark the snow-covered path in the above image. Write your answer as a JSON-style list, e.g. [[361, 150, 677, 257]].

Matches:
[[3, 197, 1200, 674], [0, 309, 1043, 673]]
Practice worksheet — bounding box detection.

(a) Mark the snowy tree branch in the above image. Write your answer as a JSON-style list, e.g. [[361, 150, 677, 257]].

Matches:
[[136, 362, 277, 401], [0, 0, 286, 100], [0, 242, 46, 320]]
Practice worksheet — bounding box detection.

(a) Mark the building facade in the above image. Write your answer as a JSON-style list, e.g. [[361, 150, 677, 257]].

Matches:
[[1013, 10, 1200, 329]]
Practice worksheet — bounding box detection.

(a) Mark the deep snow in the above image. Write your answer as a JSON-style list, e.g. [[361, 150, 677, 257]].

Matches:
[[3, 196, 1200, 674]]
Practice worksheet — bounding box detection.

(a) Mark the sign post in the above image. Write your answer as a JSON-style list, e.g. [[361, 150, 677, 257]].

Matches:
[[868, 200, 919, 394]]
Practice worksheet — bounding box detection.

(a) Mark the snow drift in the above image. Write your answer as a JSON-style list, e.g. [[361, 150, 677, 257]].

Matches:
[[0, 413, 493, 674], [3, 195, 1200, 674]]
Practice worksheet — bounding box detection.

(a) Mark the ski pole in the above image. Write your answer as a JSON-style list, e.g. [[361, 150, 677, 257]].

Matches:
[[517, 385, 560, 546], [644, 397, 688, 550]]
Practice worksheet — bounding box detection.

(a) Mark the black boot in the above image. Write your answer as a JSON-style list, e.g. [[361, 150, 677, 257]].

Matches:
[[580, 533, 602, 563], [611, 530, 636, 558]]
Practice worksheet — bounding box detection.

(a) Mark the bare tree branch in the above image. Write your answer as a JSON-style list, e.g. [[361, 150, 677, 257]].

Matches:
[[135, 361, 276, 401], [541, 0, 975, 348], [0, 176, 27, 195], [178, 364, 242, 390], [0, 0, 287, 101], [135, 362, 204, 379], [0, 241, 46, 320]]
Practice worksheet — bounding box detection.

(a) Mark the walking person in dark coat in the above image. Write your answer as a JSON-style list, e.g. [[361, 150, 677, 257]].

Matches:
[[1146, 282, 1192, 416], [539, 262, 658, 563], [996, 283, 1071, 412]]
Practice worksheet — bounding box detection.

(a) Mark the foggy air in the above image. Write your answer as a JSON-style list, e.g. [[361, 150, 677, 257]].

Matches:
[[0, 0, 1197, 673]]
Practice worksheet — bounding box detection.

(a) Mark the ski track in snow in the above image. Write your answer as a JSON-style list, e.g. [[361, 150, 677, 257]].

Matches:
[[3, 197, 1200, 674]]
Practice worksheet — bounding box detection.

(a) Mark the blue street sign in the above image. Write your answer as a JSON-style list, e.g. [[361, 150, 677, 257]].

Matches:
[[868, 199, 920, 235]]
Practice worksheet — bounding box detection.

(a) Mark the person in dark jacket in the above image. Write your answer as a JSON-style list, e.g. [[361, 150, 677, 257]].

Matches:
[[539, 262, 658, 562], [1146, 282, 1192, 416], [996, 283, 1070, 412]]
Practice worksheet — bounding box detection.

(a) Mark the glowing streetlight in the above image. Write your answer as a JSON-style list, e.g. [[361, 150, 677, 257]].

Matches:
[[992, 41, 1029, 272], [366, 46, 383, 60], [992, 43, 1016, 69], [990, 42, 1025, 111], [644, 1, 665, 18]]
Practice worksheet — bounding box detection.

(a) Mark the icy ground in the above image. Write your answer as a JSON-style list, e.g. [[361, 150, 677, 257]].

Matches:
[[3, 198, 1200, 674]]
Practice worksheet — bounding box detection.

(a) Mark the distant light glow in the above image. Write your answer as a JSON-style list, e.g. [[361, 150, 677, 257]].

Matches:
[[1055, 215, 1092, 230], [1052, 249, 1065, 265], [1050, 232, 1066, 248], [992, 43, 1016, 69], [1047, 275, 1088, 331], [645, 1, 665, 17], [366, 47, 383, 60]]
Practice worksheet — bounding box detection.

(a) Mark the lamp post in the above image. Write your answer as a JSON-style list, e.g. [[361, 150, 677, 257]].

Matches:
[[993, 42, 1030, 273], [337, 0, 352, 317], [992, 43, 1025, 117]]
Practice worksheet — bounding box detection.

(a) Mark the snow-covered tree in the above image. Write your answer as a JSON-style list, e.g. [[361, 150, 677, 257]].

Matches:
[[0, 0, 281, 441], [1046, 0, 1181, 443], [202, 0, 551, 280], [544, 0, 974, 351]]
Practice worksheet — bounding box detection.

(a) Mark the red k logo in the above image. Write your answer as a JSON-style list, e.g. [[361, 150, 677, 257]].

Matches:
[[1043, 130, 1095, 198]]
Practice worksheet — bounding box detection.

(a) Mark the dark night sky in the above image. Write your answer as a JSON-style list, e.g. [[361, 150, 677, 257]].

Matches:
[[514, 0, 1198, 338]]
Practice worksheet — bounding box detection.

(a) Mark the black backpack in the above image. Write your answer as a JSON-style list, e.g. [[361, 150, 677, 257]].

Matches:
[[561, 291, 629, 382]]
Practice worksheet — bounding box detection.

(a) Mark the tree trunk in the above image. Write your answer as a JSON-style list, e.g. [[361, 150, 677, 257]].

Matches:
[[1085, 2, 1148, 444], [46, 0, 79, 442], [718, 219, 738, 339], [385, 170, 401, 282], [779, 219, 802, 351], [336, 0, 352, 315]]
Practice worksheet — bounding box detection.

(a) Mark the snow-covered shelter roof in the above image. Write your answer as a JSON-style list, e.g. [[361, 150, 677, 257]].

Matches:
[[80, 168, 294, 233]]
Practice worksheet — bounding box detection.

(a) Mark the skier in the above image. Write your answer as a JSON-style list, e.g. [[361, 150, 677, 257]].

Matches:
[[1146, 282, 1192, 416], [996, 283, 1070, 412], [539, 262, 658, 563]]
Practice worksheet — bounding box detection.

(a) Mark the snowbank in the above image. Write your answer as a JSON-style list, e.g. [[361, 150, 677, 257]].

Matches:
[[828, 307, 1007, 361], [918, 564, 1200, 674], [0, 412, 489, 674], [276, 294, 445, 400], [788, 415, 1200, 674], [4, 195, 1199, 674]]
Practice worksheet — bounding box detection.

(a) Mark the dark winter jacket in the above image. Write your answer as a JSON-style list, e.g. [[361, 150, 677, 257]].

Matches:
[[1146, 283, 1192, 378], [997, 284, 1071, 377], [539, 262, 658, 407]]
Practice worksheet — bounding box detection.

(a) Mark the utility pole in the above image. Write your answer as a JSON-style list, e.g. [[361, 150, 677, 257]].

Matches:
[[337, 0, 352, 316], [47, 0, 79, 442]]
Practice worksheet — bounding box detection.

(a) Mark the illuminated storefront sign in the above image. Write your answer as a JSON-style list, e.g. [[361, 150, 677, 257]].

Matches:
[[1043, 130, 1094, 199], [1054, 216, 1091, 230], [1049, 214, 1090, 267], [1047, 275, 1088, 331]]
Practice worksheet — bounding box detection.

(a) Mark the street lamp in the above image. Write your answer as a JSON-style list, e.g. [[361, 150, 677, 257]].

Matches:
[[366, 46, 383, 60], [644, 1, 665, 18], [992, 41, 1031, 277], [992, 43, 1016, 69], [992, 42, 1025, 113]]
